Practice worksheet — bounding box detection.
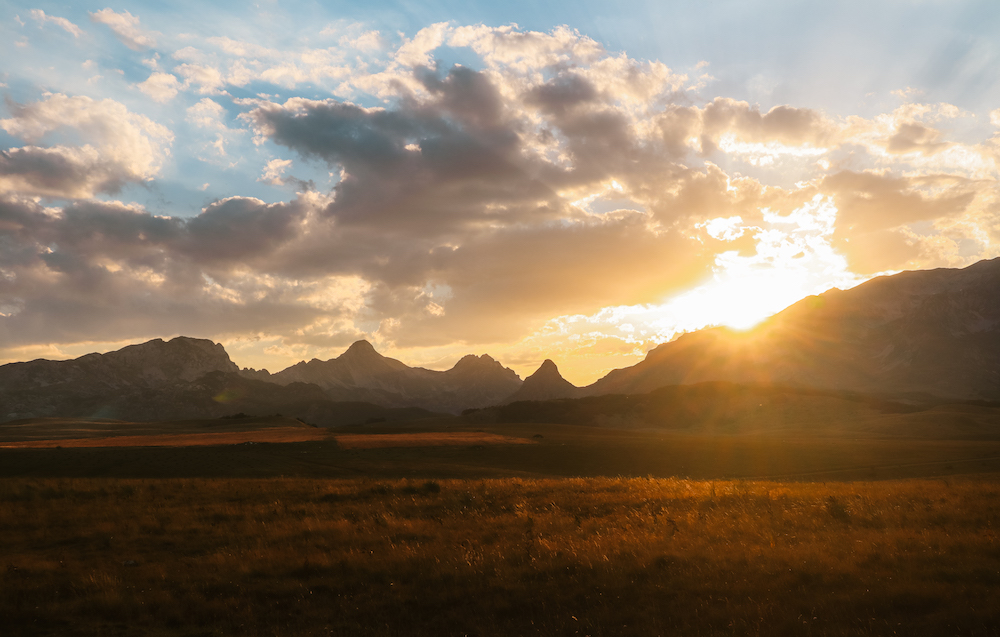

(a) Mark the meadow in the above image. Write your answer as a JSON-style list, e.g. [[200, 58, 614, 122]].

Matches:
[[3, 475, 999, 636]]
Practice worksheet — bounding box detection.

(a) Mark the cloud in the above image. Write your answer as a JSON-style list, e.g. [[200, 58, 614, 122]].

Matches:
[[175, 63, 227, 95], [343, 30, 383, 52], [186, 99, 228, 129], [259, 159, 293, 185], [395, 22, 450, 67], [2, 21, 1000, 377], [0, 93, 173, 198], [0, 145, 130, 199], [30, 9, 83, 38], [0, 193, 326, 348], [185, 98, 242, 160], [89, 8, 156, 50], [138, 72, 182, 102]]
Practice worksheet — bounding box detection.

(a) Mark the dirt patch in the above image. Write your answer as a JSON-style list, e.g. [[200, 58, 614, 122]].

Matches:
[[0, 427, 329, 449], [334, 431, 534, 449]]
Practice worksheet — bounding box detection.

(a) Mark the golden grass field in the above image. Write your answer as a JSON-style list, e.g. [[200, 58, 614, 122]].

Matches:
[[2, 413, 1000, 635], [2, 475, 998, 636]]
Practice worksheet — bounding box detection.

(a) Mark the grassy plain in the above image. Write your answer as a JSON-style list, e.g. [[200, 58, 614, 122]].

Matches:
[[3, 409, 1000, 635], [2, 475, 999, 636]]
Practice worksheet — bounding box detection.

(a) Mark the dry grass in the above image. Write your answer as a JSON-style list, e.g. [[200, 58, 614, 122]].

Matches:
[[2, 476, 999, 636]]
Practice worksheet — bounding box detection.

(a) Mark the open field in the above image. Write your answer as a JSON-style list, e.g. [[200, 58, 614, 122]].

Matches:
[[334, 431, 535, 449], [0, 415, 316, 443], [3, 419, 1000, 480], [2, 475, 999, 636], [2, 414, 1000, 634], [0, 428, 331, 449], [0, 420, 532, 451]]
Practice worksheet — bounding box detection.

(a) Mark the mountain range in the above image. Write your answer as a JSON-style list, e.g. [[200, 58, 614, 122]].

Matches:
[[4, 257, 1000, 424], [587, 257, 1000, 401]]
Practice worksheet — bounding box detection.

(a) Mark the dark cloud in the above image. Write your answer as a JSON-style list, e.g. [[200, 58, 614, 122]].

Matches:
[[0, 147, 131, 198], [524, 73, 599, 115], [247, 72, 567, 240], [183, 197, 309, 264], [0, 195, 324, 347]]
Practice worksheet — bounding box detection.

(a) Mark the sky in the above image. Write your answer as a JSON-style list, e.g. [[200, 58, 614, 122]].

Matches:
[[2, 0, 1000, 384]]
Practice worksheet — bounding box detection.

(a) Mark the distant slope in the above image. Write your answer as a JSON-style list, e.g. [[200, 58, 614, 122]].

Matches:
[[587, 258, 1000, 401], [472, 381, 1000, 439], [504, 360, 582, 403]]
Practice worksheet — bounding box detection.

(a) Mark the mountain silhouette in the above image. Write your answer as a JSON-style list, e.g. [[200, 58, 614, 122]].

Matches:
[[7, 258, 1000, 423], [586, 258, 1000, 401], [504, 360, 582, 403], [267, 340, 522, 413], [0, 337, 439, 425]]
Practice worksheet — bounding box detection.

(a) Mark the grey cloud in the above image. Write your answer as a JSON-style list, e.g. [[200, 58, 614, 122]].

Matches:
[[524, 73, 599, 115], [183, 197, 309, 264], [248, 70, 562, 236], [418, 65, 506, 129], [0, 195, 325, 349], [0, 147, 132, 199]]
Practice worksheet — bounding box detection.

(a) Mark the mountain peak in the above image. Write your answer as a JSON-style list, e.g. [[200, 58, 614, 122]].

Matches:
[[531, 359, 560, 377], [504, 359, 579, 403], [344, 340, 378, 355], [452, 353, 500, 370]]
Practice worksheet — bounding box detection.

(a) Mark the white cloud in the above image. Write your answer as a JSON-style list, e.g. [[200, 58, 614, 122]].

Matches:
[[258, 158, 293, 185], [0, 93, 174, 197], [30, 9, 83, 38], [186, 99, 228, 129], [89, 8, 156, 50], [175, 63, 226, 95], [343, 30, 383, 51], [138, 72, 181, 102], [185, 98, 241, 159], [395, 22, 450, 67]]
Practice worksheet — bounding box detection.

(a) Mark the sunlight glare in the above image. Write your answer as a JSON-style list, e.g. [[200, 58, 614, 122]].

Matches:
[[664, 265, 813, 331]]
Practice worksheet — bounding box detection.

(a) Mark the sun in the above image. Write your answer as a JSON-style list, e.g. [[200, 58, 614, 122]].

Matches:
[[663, 267, 822, 334]]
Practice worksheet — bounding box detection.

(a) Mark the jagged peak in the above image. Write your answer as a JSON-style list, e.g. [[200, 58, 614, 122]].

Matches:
[[454, 353, 498, 367]]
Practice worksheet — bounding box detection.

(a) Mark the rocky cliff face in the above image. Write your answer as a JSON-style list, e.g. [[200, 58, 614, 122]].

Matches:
[[504, 360, 582, 403], [586, 258, 1000, 401]]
